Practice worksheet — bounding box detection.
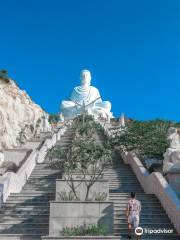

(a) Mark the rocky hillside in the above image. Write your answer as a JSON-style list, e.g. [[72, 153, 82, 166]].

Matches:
[[0, 73, 51, 152]]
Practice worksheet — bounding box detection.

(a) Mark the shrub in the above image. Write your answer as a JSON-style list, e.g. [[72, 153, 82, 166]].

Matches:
[[60, 224, 107, 236], [94, 192, 108, 201], [57, 190, 77, 201], [111, 119, 172, 162]]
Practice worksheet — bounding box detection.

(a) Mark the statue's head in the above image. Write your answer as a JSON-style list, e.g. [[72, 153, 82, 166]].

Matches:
[[80, 69, 91, 87], [168, 127, 177, 136]]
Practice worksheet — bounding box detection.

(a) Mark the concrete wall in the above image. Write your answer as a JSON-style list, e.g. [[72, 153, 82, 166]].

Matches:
[[4, 149, 31, 166], [56, 180, 109, 201], [49, 201, 114, 236]]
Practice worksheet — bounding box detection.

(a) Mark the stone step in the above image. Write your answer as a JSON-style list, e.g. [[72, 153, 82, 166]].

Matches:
[[110, 187, 144, 190], [109, 182, 142, 185], [4, 202, 50, 207], [31, 169, 61, 173], [0, 234, 43, 240], [109, 198, 159, 202], [29, 175, 60, 178], [42, 237, 121, 240], [105, 179, 142, 182], [19, 191, 55, 194], [25, 182, 56, 186], [0, 228, 48, 234], [0, 218, 49, 224], [26, 179, 56, 183], [113, 223, 173, 228], [109, 194, 157, 197], [113, 227, 176, 233], [114, 209, 165, 213], [113, 203, 162, 207], [0, 210, 50, 215], [113, 233, 179, 239], [110, 189, 144, 193], [24, 183, 55, 188], [22, 189, 55, 192], [7, 197, 54, 202], [104, 169, 135, 172], [104, 173, 137, 176], [110, 189, 143, 192], [0, 210, 49, 217], [41, 236, 180, 240], [10, 193, 55, 197], [105, 177, 140, 180], [0, 223, 49, 230], [110, 193, 155, 196], [109, 181, 141, 184], [114, 218, 171, 224], [105, 170, 136, 172], [107, 179, 141, 182], [30, 172, 60, 176], [0, 213, 49, 217], [110, 185, 142, 188], [104, 174, 140, 177], [114, 213, 169, 218], [0, 203, 49, 211]]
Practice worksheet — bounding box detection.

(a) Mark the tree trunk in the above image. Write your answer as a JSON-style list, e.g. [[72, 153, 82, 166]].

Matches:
[[85, 185, 91, 201], [70, 180, 79, 200]]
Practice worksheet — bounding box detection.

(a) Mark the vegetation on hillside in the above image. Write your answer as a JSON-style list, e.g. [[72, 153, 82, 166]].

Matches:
[[111, 119, 180, 164], [0, 69, 10, 82]]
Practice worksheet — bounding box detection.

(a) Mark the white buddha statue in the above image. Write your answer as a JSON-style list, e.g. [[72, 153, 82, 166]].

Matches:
[[163, 127, 180, 174], [60, 70, 113, 120]]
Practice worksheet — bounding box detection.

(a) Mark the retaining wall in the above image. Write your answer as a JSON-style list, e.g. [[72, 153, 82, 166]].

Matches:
[[49, 201, 114, 236]]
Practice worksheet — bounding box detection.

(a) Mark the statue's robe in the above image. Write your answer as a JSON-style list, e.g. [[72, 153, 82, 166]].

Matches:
[[61, 85, 112, 119]]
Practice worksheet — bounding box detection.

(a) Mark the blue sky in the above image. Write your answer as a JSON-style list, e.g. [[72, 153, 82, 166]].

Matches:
[[0, 0, 180, 121]]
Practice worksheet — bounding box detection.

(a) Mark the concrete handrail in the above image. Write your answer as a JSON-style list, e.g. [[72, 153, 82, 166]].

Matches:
[[121, 151, 180, 234]]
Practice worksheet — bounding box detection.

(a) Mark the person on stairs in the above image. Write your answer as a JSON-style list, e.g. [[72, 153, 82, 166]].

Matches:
[[126, 192, 141, 239]]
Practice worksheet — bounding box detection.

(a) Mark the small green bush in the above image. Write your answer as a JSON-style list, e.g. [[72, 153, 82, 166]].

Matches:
[[57, 190, 78, 201], [94, 192, 108, 201], [60, 224, 107, 236]]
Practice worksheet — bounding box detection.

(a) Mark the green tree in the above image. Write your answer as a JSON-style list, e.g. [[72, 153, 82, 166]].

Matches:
[[48, 115, 112, 201]]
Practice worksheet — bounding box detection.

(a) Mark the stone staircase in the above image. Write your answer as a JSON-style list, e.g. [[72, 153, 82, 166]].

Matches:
[[0, 125, 179, 239], [103, 153, 179, 239], [0, 129, 75, 240]]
